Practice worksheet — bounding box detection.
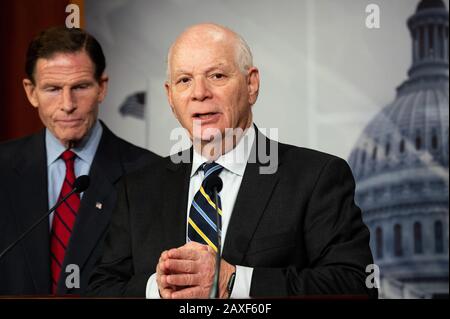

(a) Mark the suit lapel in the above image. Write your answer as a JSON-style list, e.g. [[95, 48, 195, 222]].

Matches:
[[223, 129, 280, 264], [12, 131, 51, 293], [157, 132, 280, 264], [161, 150, 192, 249], [59, 127, 122, 293]]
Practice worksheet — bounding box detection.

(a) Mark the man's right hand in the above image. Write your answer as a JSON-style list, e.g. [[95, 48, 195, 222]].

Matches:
[[156, 250, 179, 298], [156, 242, 215, 298]]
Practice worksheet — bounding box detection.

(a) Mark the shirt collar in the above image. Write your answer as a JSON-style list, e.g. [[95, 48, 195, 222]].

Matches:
[[191, 124, 255, 177], [46, 120, 103, 166]]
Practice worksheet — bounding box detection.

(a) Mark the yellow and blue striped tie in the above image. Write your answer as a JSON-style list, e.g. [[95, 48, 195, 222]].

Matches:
[[188, 162, 223, 252]]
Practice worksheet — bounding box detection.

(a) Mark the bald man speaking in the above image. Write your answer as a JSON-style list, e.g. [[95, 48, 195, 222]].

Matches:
[[87, 23, 377, 299]]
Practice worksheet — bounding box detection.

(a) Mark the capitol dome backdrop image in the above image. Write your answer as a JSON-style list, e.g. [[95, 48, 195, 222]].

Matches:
[[348, 0, 449, 298]]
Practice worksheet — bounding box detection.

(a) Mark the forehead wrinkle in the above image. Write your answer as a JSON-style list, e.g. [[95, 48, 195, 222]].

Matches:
[[38, 61, 93, 74], [37, 70, 94, 85], [35, 59, 95, 85], [173, 62, 230, 74]]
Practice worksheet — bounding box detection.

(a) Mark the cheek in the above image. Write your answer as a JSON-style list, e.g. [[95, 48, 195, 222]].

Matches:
[[171, 96, 191, 121], [78, 95, 100, 116], [225, 95, 246, 125], [35, 92, 60, 119], [36, 104, 56, 125]]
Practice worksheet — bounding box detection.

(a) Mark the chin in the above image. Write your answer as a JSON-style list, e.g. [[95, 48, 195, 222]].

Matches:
[[202, 129, 224, 142], [59, 131, 86, 145]]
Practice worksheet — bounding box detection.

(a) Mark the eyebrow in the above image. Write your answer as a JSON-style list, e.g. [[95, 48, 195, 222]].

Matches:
[[40, 79, 95, 87], [172, 63, 231, 76]]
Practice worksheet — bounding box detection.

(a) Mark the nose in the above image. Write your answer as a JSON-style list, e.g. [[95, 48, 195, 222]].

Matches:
[[191, 77, 212, 101], [61, 87, 76, 113]]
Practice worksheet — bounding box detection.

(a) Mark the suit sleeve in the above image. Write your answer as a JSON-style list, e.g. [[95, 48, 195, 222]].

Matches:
[[250, 157, 378, 298], [86, 178, 149, 297]]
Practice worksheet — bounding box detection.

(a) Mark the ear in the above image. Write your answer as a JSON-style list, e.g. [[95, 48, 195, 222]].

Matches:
[[22, 78, 39, 108], [247, 67, 260, 105], [165, 81, 178, 120], [97, 73, 109, 103]]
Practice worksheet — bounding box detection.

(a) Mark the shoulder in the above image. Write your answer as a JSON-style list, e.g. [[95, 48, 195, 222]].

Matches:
[[0, 132, 43, 163], [270, 141, 357, 200], [279, 142, 345, 168], [100, 123, 162, 170], [121, 149, 188, 185], [254, 126, 346, 172], [275, 140, 353, 181]]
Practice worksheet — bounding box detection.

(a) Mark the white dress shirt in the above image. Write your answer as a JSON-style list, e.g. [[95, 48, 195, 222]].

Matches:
[[146, 125, 256, 298]]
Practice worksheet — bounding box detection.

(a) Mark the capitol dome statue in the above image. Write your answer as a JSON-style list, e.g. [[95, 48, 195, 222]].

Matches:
[[348, 0, 449, 298]]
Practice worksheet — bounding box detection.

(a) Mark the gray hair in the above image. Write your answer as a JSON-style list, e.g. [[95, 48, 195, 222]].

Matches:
[[166, 25, 253, 81]]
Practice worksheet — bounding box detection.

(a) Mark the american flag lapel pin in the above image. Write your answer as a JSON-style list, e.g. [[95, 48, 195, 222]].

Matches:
[[95, 202, 103, 210]]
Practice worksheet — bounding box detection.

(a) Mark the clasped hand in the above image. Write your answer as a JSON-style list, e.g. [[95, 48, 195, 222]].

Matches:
[[156, 241, 235, 299]]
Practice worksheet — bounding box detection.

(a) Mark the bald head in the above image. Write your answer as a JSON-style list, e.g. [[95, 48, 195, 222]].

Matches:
[[166, 23, 253, 80], [163, 23, 260, 154]]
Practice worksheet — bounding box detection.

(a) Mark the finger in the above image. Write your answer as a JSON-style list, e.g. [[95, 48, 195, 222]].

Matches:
[[157, 251, 170, 272], [166, 273, 199, 287], [165, 259, 197, 274], [159, 286, 174, 299], [167, 247, 199, 261], [161, 250, 169, 260], [184, 241, 209, 251], [158, 259, 171, 275], [171, 286, 205, 299], [157, 257, 163, 273], [158, 274, 179, 294], [160, 274, 167, 286], [205, 245, 216, 254]]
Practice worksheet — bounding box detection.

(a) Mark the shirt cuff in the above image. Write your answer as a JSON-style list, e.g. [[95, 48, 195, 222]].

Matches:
[[145, 273, 161, 299], [230, 265, 253, 299]]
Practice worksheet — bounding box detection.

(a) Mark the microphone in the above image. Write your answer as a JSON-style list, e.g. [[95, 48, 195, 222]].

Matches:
[[0, 175, 90, 261], [204, 175, 223, 299], [73, 175, 90, 193]]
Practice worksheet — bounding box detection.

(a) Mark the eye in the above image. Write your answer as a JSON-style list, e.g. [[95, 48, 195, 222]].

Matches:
[[177, 77, 191, 84], [45, 86, 60, 92], [73, 83, 90, 90], [211, 73, 225, 80]]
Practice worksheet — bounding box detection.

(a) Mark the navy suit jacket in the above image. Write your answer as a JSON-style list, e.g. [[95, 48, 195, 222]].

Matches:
[[0, 123, 160, 295], [87, 128, 377, 298]]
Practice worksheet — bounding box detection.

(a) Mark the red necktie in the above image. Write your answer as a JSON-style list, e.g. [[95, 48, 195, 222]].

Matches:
[[50, 150, 80, 294]]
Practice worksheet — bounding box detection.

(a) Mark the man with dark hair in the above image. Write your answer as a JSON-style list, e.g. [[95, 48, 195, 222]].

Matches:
[[0, 26, 160, 296], [25, 26, 106, 84]]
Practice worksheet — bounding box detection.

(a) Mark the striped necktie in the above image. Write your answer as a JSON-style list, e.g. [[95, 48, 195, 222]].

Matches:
[[50, 150, 80, 294], [188, 162, 223, 252]]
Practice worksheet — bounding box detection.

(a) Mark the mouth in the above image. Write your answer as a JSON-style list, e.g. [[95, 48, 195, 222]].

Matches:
[[192, 112, 220, 125], [192, 112, 220, 120], [56, 119, 83, 127]]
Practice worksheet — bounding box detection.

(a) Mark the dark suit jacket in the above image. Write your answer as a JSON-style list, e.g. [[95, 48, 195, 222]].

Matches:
[[0, 122, 160, 295], [87, 128, 377, 298]]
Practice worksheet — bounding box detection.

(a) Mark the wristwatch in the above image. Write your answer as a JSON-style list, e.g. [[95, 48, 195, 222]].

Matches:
[[226, 272, 236, 298]]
